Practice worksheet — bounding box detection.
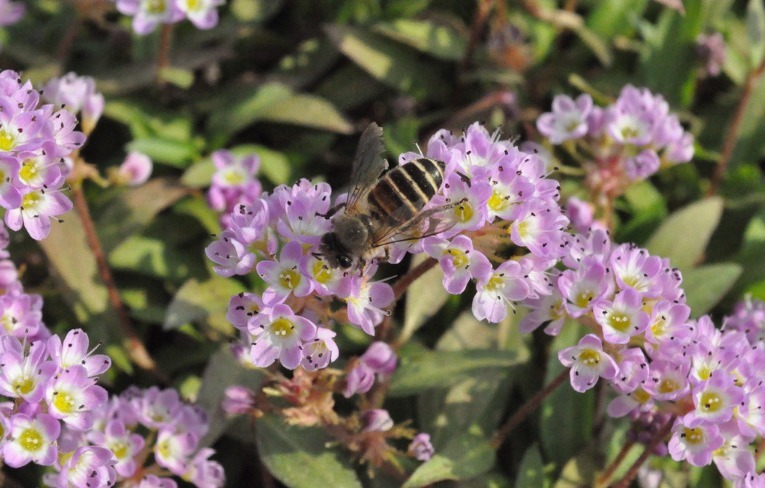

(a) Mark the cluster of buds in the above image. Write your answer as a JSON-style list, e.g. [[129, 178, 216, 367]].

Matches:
[[536, 85, 694, 205], [113, 0, 226, 35], [0, 70, 86, 240], [205, 122, 569, 372]]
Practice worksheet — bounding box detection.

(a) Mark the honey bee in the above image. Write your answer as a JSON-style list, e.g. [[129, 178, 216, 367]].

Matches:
[[318, 122, 453, 270]]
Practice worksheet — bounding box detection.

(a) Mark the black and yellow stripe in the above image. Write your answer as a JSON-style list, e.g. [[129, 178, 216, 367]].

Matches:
[[367, 158, 446, 226]]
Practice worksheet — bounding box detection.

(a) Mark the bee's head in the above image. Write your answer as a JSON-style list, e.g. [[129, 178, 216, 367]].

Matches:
[[319, 232, 354, 269]]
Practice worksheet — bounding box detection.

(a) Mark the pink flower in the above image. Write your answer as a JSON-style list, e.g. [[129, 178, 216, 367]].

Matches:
[[117, 152, 153, 186], [558, 334, 618, 393]]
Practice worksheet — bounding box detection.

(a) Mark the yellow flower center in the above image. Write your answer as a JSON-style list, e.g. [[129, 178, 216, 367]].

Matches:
[[110, 440, 130, 460], [577, 349, 601, 366], [606, 312, 630, 332], [270, 317, 295, 337], [53, 391, 76, 414], [453, 201, 474, 223], [681, 427, 705, 445], [658, 378, 679, 394], [157, 438, 172, 459], [574, 290, 594, 308], [186, 0, 201, 10], [21, 191, 42, 210], [651, 316, 666, 338], [146, 0, 166, 14], [632, 387, 651, 404], [446, 248, 469, 268], [13, 377, 35, 395], [278, 268, 301, 290], [311, 260, 333, 284], [621, 274, 640, 289], [19, 427, 44, 452], [0, 129, 16, 151], [488, 190, 509, 212], [699, 391, 723, 414], [485, 273, 504, 291], [696, 366, 712, 382], [223, 169, 246, 186], [18, 161, 38, 183]]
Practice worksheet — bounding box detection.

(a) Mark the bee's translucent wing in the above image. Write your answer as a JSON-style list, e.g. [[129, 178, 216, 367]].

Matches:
[[370, 200, 462, 248], [346, 122, 388, 211]]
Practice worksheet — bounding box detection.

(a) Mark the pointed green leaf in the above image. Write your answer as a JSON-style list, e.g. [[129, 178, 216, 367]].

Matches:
[[256, 415, 362, 488], [403, 431, 495, 487], [97, 177, 189, 253], [683, 263, 742, 317], [517, 444, 549, 488], [207, 82, 352, 141], [373, 19, 467, 61], [325, 25, 448, 101], [645, 197, 724, 271], [164, 276, 245, 331], [390, 349, 523, 396], [400, 255, 449, 344], [198, 347, 264, 446], [748, 0, 765, 68]]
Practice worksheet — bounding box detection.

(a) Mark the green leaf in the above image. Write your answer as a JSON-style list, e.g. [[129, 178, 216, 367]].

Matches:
[[108, 233, 206, 283], [207, 82, 353, 141], [97, 177, 189, 254], [157, 66, 195, 89], [517, 444, 550, 488], [390, 349, 523, 396], [645, 197, 724, 271], [230, 0, 283, 21], [586, 0, 649, 40], [127, 137, 199, 168], [38, 208, 124, 365], [315, 64, 387, 110], [174, 197, 220, 235], [540, 322, 594, 469], [372, 19, 467, 61], [198, 347, 264, 446], [272, 37, 340, 89], [164, 277, 245, 331], [403, 431, 495, 487], [552, 446, 598, 488], [683, 263, 742, 317], [256, 415, 362, 488], [400, 255, 449, 343], [748, 0, 765, 68], [324, 25, 448, 101], [638, 2, 704, 106]]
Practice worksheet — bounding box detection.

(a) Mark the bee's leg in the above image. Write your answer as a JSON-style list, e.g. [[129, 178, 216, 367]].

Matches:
[[381, 246, 390, 263], [316, 202, 346, 219]]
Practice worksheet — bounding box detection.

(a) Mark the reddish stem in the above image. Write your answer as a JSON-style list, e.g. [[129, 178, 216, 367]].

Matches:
[[392, 257, 438, 302], [596, 437, 636, 487], [612, 416, 675, 488], [708, 57, 765, 196], [490, 368, 569, 449], [72, 187, 168, 383]]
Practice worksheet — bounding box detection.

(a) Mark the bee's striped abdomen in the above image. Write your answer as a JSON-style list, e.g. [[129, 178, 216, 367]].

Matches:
[[367, 158, 446, 226]]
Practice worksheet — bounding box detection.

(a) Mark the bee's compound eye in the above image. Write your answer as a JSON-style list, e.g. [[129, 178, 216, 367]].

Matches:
[[339, 256, 353, 269]]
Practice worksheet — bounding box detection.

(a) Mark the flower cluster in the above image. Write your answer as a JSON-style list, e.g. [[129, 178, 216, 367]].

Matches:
[[45, 386, 225, 488], [114, 0, 225, 35], [537, 85, 694, 197], [205, 122, 569, 371], [528, 225, 765, 484], [41, 72, 105, 137], [0, 70, 86, 240], [0, 0, 24, 27], [0, 326, 112, 477], [207, 149, 262, 226]]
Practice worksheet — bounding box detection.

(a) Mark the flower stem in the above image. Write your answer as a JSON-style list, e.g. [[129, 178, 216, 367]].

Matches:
[[72, 186, 168, 383], [392, 257, 438, 302], [612, 416, 675, 488], [155, 23, 175, 85], [708, 56, 765, 196], [490, 367, 569, 449], [595, 437, 636, 488]]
